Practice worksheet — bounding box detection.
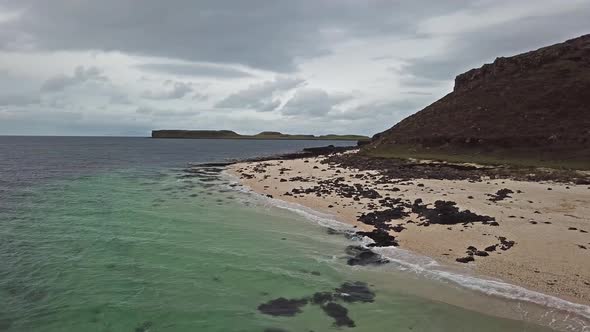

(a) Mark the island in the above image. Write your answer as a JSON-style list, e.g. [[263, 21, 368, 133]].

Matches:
[[151, 130, 370, 141]]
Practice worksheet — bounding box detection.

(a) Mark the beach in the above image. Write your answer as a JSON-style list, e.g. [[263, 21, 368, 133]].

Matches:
[[229, 153, 590, 307]]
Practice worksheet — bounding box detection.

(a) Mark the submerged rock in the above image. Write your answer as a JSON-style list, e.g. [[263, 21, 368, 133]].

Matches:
[[134, 321, 153, 332], [258, 298, 308, 316], [335, 281, 376, 303], [311, 292, 333, 305], [321, 302, 355, 327]]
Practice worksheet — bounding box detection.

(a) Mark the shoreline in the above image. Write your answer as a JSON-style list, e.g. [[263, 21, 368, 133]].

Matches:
[[225, 153, 590, 313]]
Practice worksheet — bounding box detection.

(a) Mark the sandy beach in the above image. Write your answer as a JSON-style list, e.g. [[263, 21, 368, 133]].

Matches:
[[228, 154, 590, 307]]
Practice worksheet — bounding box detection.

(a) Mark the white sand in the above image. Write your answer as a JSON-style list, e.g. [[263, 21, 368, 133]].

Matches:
[[229, 156, 590, 306]]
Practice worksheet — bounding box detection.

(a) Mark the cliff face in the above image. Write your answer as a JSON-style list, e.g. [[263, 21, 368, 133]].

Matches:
[[368, 34, 590, 163]]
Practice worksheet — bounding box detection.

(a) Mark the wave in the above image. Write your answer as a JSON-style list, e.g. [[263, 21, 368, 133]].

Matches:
[[222, 171, 590, 329]]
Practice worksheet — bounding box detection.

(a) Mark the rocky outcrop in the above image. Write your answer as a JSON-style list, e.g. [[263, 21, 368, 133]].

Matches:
[[367, 34, 590, 164]]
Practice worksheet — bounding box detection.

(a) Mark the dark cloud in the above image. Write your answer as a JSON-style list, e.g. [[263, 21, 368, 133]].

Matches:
[[137, 63, 254, 78], [0, 0, 471, 72], [216, 76, 304, 111], [41, 66, 108, 92], [281, 88, 352, 117]]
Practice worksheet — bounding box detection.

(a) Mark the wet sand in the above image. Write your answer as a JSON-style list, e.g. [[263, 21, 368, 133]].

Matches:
[[228, 155, 590, 307]]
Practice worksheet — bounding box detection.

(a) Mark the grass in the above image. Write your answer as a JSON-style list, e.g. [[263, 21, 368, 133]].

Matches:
[[362, 144, 590, 170]]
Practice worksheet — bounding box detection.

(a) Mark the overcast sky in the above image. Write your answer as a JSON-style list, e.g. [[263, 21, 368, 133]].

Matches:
[[0, 1, 588, 136]]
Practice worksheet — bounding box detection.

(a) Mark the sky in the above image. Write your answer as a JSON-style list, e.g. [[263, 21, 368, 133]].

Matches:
[[0, 1, 588, 136]]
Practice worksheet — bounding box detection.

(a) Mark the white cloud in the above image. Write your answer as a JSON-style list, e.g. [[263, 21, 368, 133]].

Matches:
[[41, 66, 108, 92], [215, 76, 305, 112], [141, 81, 194, 100], [281, 88, 352, 117]]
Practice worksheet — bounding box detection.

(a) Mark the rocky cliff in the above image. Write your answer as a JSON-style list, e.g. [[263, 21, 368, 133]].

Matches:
[[367, 34, 590, 166]]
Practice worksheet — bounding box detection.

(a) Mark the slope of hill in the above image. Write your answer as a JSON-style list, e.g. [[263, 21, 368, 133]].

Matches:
[[366, 34, 590, 169]]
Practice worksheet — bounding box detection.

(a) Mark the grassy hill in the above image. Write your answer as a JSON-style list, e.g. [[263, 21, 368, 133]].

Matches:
[[364, 34, 590, 169]]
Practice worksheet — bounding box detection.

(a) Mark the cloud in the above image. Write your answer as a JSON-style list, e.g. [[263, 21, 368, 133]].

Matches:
[[400, 2, 590, 81], [142, 81, 195, 100], [327, 98, 432, 121], [281, 88, 352, 117], [0, 93, 40, 106], [216, 76, 304, 111], [137, 63, 254, 78], [0, 1, 589, 136], [108, 92, 132, 105], [41, 66, 108, 92], [136, 106, 199, 117], [0, 0, 475, 72]]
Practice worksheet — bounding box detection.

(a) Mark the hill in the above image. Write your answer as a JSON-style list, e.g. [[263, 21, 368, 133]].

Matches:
[[151, 130, 369, 141], [365, 34, 590, 169]]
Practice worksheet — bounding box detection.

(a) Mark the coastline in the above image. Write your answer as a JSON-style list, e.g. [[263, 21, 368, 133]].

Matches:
[[225, 153, 590, 312]]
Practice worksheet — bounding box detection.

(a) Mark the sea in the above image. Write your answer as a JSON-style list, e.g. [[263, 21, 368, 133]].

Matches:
[[0, 136, 588, 332]]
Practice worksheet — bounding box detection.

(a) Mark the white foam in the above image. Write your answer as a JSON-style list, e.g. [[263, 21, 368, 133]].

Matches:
[[222, 170, 590, 326], [374, 247, 590, 322]]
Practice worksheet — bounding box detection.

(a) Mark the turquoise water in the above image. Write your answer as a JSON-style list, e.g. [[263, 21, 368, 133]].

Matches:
[[0, 166, 560, 332]]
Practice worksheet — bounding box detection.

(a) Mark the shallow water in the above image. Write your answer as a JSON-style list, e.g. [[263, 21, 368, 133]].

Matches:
[[0, 137, 586, 331]]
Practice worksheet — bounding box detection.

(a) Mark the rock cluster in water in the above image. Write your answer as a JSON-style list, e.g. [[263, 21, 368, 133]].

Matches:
[[258, 281, 375, 329]]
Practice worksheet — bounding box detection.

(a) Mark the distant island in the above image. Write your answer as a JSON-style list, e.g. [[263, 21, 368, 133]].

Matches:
[[152, 130, 370, 141]]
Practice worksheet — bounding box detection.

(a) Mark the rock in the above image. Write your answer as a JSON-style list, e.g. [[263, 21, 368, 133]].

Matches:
[[498, 236, 516, 250], [345, 245, 389, 266], [412, 199, 495, 225], [321, 302, 355, 327], [488, 188, 514, 202], [334, 281, 376, 303], [258, 298, 308, 316], [135, 321, 153, 332], [456, 256, 475, 263], [311, 292, 333, 305], [356, 229, 398, 247], [484, 245, 497, 252]]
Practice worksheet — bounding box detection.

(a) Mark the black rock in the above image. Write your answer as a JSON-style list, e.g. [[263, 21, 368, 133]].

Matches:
[[345, 246, 389, 266], [321, 302, 355, 327], [484, 245, 497, 252], [258, 298, 308, 316], [412, 199, 495, 225], [488, 188, 514, 202], [334, 281, 376, 303], [356, 229, 398, 247], [456, 256, 475, 263], [311, 292, 333, 305], [135, 321, 153, 332]]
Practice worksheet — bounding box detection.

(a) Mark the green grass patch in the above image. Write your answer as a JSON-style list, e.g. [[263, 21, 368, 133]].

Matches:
[[362, 144, 590, 170]]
